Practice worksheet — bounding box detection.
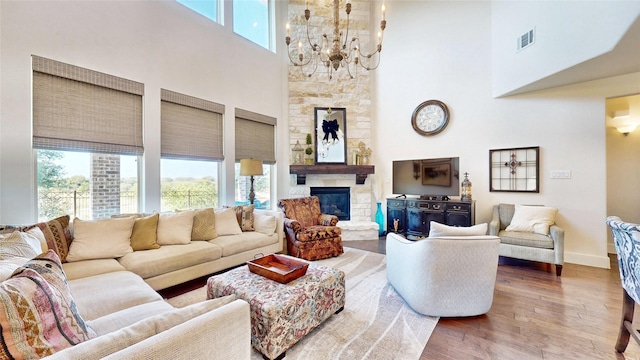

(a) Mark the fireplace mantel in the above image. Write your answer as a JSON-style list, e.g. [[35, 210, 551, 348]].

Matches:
[[289, 165, 375, 185]]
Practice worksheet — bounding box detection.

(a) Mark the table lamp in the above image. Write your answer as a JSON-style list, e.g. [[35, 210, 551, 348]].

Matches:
[[240, 159, 264, 204]]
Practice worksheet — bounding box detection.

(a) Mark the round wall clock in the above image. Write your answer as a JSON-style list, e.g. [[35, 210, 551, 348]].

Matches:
[[411, 100, 450, 136]]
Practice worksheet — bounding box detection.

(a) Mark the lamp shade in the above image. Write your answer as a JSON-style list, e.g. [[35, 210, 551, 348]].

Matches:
[[240, 159, 264, 176]]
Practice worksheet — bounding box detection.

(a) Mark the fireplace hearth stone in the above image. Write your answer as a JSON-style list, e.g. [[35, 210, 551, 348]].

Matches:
[[337, 221, 379, 241]]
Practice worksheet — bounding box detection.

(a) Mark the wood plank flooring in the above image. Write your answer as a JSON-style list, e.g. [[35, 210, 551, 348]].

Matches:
[[343, 239, 640, 360]]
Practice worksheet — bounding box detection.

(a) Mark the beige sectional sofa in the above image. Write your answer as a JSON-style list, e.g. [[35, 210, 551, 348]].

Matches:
[[0, 207, 284, 359]]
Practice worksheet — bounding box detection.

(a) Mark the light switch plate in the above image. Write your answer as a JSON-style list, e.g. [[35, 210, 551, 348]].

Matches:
[[551, 170, 571, 179]]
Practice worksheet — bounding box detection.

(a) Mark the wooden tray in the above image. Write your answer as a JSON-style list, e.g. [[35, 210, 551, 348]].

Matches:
[[247, 254, 309, 284]]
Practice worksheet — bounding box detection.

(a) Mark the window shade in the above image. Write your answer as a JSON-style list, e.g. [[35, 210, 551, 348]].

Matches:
[[235, 108, 276, 164], [161, 89, 224, 161], [32, 56, 144, 155]]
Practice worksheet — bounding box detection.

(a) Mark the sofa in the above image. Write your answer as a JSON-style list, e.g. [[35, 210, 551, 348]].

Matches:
[[0, 205, 284, 358]]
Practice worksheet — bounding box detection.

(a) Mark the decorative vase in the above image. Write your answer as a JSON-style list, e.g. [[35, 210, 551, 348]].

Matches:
[[375, 202, 384, 236]]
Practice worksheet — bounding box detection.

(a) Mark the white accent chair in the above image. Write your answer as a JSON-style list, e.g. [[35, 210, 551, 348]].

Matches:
[[385, 232, 500, 317]]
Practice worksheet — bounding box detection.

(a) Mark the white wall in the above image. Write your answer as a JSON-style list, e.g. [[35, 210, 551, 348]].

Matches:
[[373, 0, 640, 268], [0, 0, 287, 223], [491, 1, 640, 97], [606, 94, 640, 252]]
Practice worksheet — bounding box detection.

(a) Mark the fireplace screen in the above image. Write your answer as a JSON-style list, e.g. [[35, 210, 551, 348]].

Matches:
[[310, 187, 350, 221]]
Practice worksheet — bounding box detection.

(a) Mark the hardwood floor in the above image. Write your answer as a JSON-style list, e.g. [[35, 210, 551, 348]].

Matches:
[[343, 239, 640, 360]]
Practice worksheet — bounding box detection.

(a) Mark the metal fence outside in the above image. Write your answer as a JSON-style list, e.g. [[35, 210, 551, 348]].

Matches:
[[38, 189, 217, 220]]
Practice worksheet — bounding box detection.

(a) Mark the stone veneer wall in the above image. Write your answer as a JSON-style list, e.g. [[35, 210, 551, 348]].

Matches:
[[90, 154, 120, 219], [287, 0, 376, 222]]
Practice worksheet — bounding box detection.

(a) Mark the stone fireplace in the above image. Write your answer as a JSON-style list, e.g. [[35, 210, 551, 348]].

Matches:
[[286, 0, 377, 240], [288, 173, 379, 240]]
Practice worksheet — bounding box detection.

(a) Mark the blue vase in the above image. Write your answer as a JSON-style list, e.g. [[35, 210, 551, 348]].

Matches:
[[375, 202, 385, 236]]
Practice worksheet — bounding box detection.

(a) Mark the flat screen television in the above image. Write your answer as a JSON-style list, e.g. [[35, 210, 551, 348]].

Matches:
[[392, 157, 460, 198]]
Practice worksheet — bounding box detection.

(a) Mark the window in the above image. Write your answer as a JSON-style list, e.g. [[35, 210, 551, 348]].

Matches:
[[161, 89, 224, 211], [177, 0, 219, 23], [234, 108, 276, 209], [37, 151, 139, 221], [161, 159, 219, 211], [32, 56, 143, 220], [233, 0, 270, 50], [235, 162, 271, 209]]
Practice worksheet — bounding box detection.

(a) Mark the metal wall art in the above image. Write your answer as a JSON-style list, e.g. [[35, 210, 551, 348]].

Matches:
[[489, 146, 540, 192]]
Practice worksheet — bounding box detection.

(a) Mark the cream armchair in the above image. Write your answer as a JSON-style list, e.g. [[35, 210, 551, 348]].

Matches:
[[385, 232, 500, 317], [489, 203, 564, 276]]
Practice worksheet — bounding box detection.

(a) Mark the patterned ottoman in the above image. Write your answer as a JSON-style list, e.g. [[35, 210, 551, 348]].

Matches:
[[206, 262, 345, 360]]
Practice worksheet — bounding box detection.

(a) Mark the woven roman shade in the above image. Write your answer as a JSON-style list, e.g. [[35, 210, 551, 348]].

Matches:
[[160, 89, 224, 161], [235, 108, 276, 164], [32, 56, 144, 155]]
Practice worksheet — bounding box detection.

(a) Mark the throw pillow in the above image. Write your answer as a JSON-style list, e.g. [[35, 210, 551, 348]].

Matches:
[[214, 208, 243, 236], [506, 204, 558, 235], [254, 213, 277, 236], [26, 226, 47, 253], [229, 204, 255, 231], [0, 250, 96, 359], [0, 231, 40, 260], [39, 215, 72, 262], [130, 214, 160, 251], [428, 222, 488, 237], [191, 208, 218, 241], [0, 257, 30, 282], [66, 217, 136, 262], [156, 211, 196, 245]]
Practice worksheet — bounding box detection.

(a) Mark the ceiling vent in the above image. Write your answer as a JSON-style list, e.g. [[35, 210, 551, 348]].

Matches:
[[517, 28, 535, 52]]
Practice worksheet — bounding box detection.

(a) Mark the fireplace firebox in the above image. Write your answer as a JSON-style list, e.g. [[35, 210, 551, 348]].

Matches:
[[310, 187, 350, 221]]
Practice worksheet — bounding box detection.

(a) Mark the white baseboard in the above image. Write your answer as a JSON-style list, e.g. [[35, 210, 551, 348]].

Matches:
[[565, 251, 611, 269], [608, 242, 616, 255]]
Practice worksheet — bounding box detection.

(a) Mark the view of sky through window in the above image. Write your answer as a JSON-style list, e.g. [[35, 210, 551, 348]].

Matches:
[[177, 0, 218, 22]]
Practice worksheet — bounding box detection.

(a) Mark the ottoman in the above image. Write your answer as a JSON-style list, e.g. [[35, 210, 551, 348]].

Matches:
[[207, 262, 345, 360]]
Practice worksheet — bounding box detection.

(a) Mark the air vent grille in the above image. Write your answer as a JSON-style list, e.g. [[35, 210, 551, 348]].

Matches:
[[517, 28, 535, 52]]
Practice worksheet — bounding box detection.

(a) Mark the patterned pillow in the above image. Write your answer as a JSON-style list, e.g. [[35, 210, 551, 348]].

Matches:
[[0, 231, 40, 260], [191, 208, 217, 241], [130, 214, 161, 251], [0, 250, 96, 358], [228, 204, 255, 232], [37, 215, 72, 262]]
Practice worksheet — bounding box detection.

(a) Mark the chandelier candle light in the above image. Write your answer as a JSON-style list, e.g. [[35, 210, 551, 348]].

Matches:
[[285, 0, 387, 79]]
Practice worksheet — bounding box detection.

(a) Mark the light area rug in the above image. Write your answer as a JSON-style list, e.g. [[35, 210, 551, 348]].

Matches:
[[166, 247, 438, 360]]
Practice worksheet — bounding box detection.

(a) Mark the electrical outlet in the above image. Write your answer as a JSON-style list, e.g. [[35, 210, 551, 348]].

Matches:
[[551, 170, 571, 179]]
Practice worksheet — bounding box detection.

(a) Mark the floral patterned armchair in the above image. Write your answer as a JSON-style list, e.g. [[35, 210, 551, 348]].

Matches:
[[607, 216, 640, 353], [277, 196, 343, 261]]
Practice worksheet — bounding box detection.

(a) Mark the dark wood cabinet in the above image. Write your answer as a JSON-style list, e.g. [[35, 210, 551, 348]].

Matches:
[[387, 198, 475, 240], [386, 199, 406, 234]]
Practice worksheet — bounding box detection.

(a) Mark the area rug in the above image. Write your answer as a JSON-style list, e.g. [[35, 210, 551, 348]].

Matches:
[[166, 247, 438, 360]]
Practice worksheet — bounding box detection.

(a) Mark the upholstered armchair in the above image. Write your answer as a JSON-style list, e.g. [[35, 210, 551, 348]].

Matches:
[[607, 216, 640, 353], [277, 196, 344, 261], [385, 232, 500, 317], [488, 203, 564, 276]]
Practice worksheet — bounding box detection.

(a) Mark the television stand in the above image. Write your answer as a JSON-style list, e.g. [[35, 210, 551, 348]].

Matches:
[[419, 195, 449, 201], [386, 198, 475, 239]]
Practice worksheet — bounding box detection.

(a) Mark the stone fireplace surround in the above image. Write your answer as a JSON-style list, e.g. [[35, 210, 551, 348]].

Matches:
[[288, 173, 379, 241]]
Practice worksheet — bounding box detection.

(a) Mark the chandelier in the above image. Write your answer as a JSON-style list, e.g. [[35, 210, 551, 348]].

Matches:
[[285, 0, 387, 79]]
